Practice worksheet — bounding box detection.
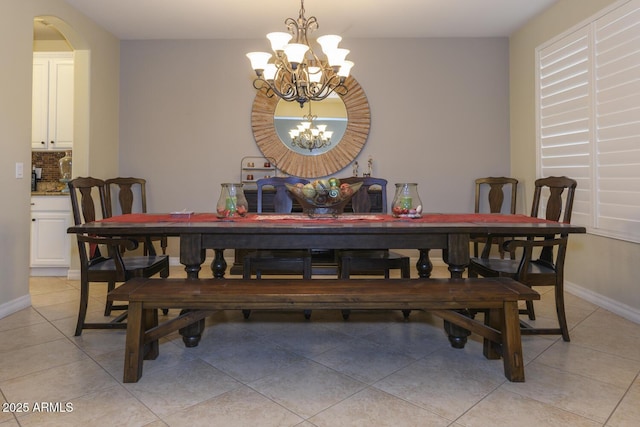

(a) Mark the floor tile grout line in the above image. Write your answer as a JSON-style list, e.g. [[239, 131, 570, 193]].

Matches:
[[603, 370, 640, 426], [449, 379, 504, 426], [28, 303, 168, 424], [0, 388, 21, 426]]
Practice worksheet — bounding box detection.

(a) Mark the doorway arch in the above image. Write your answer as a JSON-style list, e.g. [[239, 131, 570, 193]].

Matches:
[[33, 15, 90, 177]]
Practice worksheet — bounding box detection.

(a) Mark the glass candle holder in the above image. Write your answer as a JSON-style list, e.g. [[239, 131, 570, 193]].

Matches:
[[391, 183, 423, 218], [216, 183, 248, 218]]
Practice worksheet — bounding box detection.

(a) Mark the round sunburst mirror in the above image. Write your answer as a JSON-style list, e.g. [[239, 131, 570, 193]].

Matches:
[[250, 76, 370, 178]]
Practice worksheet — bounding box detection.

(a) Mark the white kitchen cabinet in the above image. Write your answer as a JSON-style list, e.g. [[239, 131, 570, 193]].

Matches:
[[32, 52, 74, 150], [30, 196, 72, 273]]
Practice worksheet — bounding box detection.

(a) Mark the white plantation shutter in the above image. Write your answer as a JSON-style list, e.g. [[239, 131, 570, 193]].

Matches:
[[594, 3, 640, 239], [537, 0, 640, 243], [538, 27, 592, 228]]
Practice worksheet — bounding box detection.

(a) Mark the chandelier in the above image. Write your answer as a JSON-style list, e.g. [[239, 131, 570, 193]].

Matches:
[[246, 0, 354, 108], [289, 102, 333, 151]]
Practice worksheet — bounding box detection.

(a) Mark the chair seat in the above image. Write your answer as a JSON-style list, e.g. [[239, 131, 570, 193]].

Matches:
[[338, 250, 409, 275], [89, 255, 169, 275], [243, 250, 312, 276], [469, 257, 556, 277]]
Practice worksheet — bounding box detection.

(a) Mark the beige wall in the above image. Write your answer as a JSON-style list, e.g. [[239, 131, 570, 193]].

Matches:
[[0, 0, 120, 316], [119, 38, 510, 214], [510, 0, 640, 321], [118, 38, 510, 260]]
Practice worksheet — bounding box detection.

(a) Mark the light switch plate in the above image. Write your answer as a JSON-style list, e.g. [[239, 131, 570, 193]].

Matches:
[[15, 162, 24, 179]]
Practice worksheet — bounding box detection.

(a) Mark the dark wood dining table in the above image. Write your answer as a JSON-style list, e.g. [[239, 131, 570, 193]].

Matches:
[[68, 212, 586, 346]]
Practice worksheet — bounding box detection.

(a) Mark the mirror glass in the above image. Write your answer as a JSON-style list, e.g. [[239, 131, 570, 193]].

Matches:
[[251, 76, 370, 178], [274, 96, 347, 156]]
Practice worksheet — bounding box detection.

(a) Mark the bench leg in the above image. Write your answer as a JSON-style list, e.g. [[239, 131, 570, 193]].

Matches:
[[483, 308, 502, 360], [124, 301, 145, 383], [501, 301, 525, 382], [143, 308, 159, 360]]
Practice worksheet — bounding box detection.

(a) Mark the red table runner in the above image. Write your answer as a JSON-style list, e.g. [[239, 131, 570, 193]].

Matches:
[[99, 213, 557, 224]]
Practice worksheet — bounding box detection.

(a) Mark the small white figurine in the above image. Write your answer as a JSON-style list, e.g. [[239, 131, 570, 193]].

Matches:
[[352, 161, 359, 177], [364, 155, 373, 177]]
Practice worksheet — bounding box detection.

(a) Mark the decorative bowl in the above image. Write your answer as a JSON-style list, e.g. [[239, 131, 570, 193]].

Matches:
[[285, 182, 363, 217]]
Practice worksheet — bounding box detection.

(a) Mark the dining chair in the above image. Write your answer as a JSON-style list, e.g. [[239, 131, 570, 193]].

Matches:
[[242, 176, 313, 319], [105, 177, 167, 256], [472, 177, 519, 258], [68, 177, 170, 336], [468, 176, 577, 341], [336, 177, 412, 320]]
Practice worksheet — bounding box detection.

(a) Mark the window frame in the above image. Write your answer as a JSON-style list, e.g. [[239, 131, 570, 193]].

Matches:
[[536, 0, 640, 244]]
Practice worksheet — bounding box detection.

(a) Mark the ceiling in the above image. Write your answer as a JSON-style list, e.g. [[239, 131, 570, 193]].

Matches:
[[55, 0, 559, 40]]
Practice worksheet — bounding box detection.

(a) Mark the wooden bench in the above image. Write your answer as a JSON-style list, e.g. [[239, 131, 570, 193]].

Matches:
[[108, 277, 539, 383]]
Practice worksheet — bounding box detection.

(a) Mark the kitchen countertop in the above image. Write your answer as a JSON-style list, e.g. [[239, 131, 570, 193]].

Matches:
[[31, 191, 68, 196]]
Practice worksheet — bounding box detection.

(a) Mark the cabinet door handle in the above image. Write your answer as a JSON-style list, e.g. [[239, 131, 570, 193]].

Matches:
[[50, 141, 54, 144], [40, 141, 45, 145], [32, 218, 36, 222]]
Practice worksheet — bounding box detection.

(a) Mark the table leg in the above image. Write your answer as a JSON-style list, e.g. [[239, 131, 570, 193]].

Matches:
[[211, 249, 227, 278], [180, 234, 205, 279], [417, 249, 433, 278], [178, 234, 206, 347], [444, 233, 472, 348]]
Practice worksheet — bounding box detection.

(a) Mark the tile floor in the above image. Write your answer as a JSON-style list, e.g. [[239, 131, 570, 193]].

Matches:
[[0, 266, 638, 426]]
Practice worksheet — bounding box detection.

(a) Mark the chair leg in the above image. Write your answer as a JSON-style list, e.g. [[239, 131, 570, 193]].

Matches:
[[555, 283, 571, 342], [75, 279, 90, 336], [242, 259, 253, 319], [104, 280, 116, 316], [160, 265, 169, 278], [303, 255, 312, 320], [525, 300, 536, 320], [401, 258, 411, 319], [339, 257, 351, 320]]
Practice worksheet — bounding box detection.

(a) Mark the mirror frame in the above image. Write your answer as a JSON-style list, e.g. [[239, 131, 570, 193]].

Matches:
[[250, 76, 370, 178]]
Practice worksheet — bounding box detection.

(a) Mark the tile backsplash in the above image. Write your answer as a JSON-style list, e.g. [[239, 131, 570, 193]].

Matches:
[[31, 151, 72, 192], [32, 151, 70, 183]]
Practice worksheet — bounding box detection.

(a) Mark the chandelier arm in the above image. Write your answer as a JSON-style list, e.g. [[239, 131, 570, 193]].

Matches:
[[254, 77, 297, 103]]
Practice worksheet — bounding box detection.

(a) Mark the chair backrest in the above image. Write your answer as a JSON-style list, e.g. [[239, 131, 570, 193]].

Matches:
[[340, 177, 388, 213], [531, 176, 577, 223], [474, 177, 518, 215], [530, 176, 576, 264], [68, 177, 109, 226], [256, 177, 309, 213], [105, 177, 148, 217], [68, 177, 111, 263]]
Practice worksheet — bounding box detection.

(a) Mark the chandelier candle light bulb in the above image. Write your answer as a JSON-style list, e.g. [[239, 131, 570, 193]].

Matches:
[[247, 0, 353, 107]]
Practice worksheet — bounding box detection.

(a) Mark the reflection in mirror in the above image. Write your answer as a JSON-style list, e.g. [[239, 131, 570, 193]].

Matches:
[[274, 96, 347, 156]]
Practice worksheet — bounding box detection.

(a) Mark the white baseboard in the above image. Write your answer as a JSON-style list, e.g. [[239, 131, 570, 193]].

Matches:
[[0, 294, 32, 320], [30, 267, 69, 277], [565, 281, 640, 325]]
